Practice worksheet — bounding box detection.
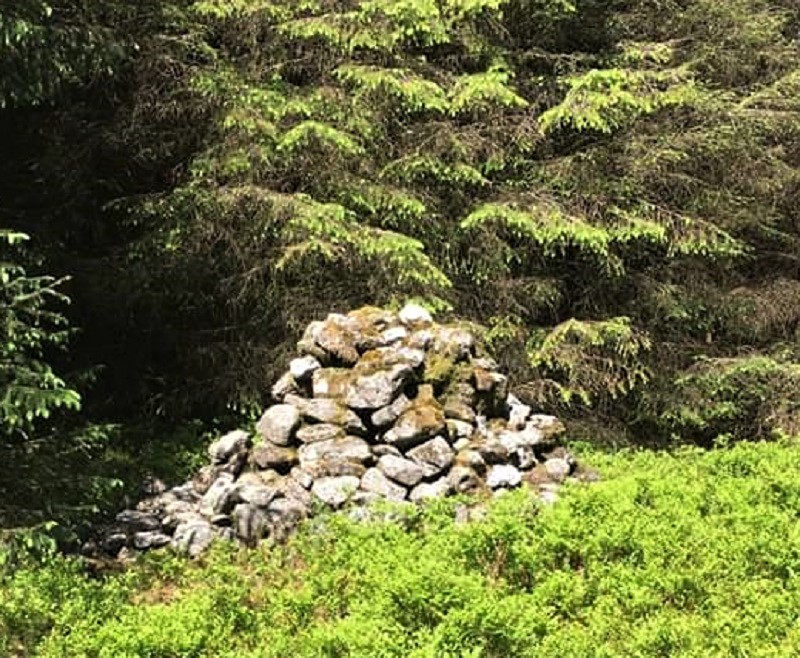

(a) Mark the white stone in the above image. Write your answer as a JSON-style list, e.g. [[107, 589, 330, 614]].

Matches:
[[345, 363, 413, 410], [486, 464, 522, 489], [399, 303, 433, 325], [312, 476, 361, 507], [208, 430, 250, 464], [289, 356, 321, 381], [256, 405, 300, 446], [544, 458, 571, 482], [298, 436, 371, 466], [406, 437, 454, 478], [381, 326, 408, 344], [409, 478, 452, 503], [377, 454, 426, 487], [360, 468, 407, 502]]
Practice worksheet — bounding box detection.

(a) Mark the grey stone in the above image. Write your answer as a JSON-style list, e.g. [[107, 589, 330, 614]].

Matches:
[[345, 363, 413, 410], [406, 437, 454, 478], [296, 423, 345, 444], [256, 404, 300, 446], [232, 503, 268, 544], [409, 478, 452, 503], [527, 414, 566, 440], [289, 355, 321, 381], [399, 303, 433, 326], [539, 490, 559, 505], [360, 468, 407, 502], [498, 422, 547, 453], [297, 436, 371, 466], [455, 448, 486, 474], [508, 400, 532, 430], [208, 430, 251, 464], [234, 483, 279, 508], [271, 371, 300, 401], [312, 476, 361, 507], [513, 446, 537, 470], [381, 326, 408, 344], [377, 454, 425, 487], [408, 328, 435, 349], [278, 477, 314, 511], [172, 519, 216, 557], [290, 397, 367, 435], [200, 473, 236, 516], [116, 510, 160, 532], [384, 402, 446, 449], [475, 438, 509, 464], [132, 531, 171, 550], [311, 368, 351, 399], [443, 397, 476, 423], [251, 443, 297, 471], [448, 466, 481, 494], [371, 444, 402, 457], [314, 317, 360, 365], [296, 320, 328, 361], [266, 497, 308, 542], [290, 466, 314, 489], [446, 419, 474, 441], [486, 464, 522, 489], [302, 456, 367, 479], [544, 458, 571, 483], [433, 326, 474, 360], [102, 533, 128, 556], [371, 394, 413, 428]]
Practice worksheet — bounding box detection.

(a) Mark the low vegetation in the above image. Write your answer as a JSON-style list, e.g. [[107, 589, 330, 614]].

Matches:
[[5, 439, 800, 657]]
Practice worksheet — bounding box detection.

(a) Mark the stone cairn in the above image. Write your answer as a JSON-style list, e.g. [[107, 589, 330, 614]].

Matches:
[[90, 305, 586, 559]]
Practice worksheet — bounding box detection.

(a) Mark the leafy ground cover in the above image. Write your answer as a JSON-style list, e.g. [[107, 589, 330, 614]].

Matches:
[[5, 439, 800, 657]]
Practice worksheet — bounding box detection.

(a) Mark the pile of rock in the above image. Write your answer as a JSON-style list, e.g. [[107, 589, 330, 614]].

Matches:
[[90, 305, 585, 559]]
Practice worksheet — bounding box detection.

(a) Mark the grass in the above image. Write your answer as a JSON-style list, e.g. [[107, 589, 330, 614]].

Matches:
[[4, 439, 800, 657]]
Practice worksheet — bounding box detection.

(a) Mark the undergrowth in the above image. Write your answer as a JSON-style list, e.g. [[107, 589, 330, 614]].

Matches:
[[4, 440, 800, 657]]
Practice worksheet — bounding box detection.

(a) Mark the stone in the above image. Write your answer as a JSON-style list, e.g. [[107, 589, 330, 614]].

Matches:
[[312, 476, 361, 507], [251, 444, 297, 472], [312, 368, 351, 399], [454, 448, 486, 474], [290, 466, 314, 489], [433, 326, 474, 361], [371, 444, 402, 457], [406, 437, 454, 478], [443, 397, 477, 423], [115, 510, 161, 532], [474, 438, 509, 464], [512, 446, 537, 470], [498, 420, 550, 453], [507, 399, 532, 430], [371, 394, 413, 428], [539, 490, 559, 505], [345, 363, 413, 410], [208, 430, 250, 464], [544, 458, 572, 483], [408, 328, 435, 349], [399, 303, 433, 326], [232, 503, 268, 544], [360, 468, 407, 502], [527, 414, 566, 440], [233, 482, 279, 508], [446, 419, 474, 441], [303, 456, 367, 479], [256, 404, 300, 446], [384, 401, 446, 449], [296, 423, 345, 444], [200, 473, 236, 516], [453, 438, 470, 451], [381, 326, 408, 344], [102, 533, 128, 556], [486, 464, 522, 489], [290, 397, 367, 435], [172, 519, 215, 557], [271, 371, 300, 401], [132, 531, 171, 550], [191, 466, 221, 495], [298, 436, 372, 466], [377, 454, 426, 487], [266, 498, 309, 542], [315, 318, 360, 365], [278, 477, 314, 511], [297, 320, 328, 361], [289, 355, 321, 381], [448, 466, 481, 494], [409, 478, 452, 503]]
